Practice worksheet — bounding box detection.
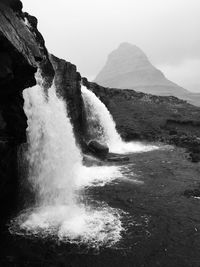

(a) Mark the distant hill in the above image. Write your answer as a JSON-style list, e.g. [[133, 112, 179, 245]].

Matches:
[[94, 43, 200, 106]]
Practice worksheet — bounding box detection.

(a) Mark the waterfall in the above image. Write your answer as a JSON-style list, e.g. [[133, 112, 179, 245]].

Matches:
[[10, 83, 123, 248], [23, 84, 82, 206], [81, 85, 122, 148], [81, 85, 158, 154]]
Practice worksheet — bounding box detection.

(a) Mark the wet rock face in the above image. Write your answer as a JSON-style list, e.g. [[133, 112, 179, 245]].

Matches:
[[0, 0, 23, 12], [0, 1, 54, 141], [22, 12, 54, 88], [0, 1, 54, 221], [50, 55, 86, 145], [87, 140, 109, 158]]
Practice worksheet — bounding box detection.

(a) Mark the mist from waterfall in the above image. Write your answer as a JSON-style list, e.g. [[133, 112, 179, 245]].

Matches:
[[10, 83, 123, 247], [81, 85, 158, 154]]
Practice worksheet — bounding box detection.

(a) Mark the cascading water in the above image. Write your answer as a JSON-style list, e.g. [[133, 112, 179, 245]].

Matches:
[[81, 85, 122, 148], [24, 84, 82, 206], [10, 82, 123, 247], [81, 85, 158, 154]]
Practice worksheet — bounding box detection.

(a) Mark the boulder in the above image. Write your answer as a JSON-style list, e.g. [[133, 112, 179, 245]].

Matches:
[[88, 140, 109, 157], [184, 188, 200, 198], [189, 152, 200, 163]]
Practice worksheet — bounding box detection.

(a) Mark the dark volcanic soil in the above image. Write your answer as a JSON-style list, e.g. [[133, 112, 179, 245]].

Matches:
[[1, 146, 200, 267]]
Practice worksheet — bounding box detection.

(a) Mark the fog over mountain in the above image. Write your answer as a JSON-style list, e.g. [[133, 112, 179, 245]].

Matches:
[[94, 43, 200, 106]]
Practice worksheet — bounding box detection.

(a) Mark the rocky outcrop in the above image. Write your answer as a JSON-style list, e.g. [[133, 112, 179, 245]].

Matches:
[[87, 140, 109, 158], [83, 78, 200, 162], [0, 0, 54, 222], [50, 55, 86, 146], [94, 42, 200, 106]]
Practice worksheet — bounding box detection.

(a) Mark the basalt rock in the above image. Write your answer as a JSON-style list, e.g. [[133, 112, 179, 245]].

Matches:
[[0, 0, 23, 13], [184, 188, 200, 198], [0, 1, 54, 222], [88, 140, 109, 158], [189, 152, 200, 163], [50, 54, 86, 146]]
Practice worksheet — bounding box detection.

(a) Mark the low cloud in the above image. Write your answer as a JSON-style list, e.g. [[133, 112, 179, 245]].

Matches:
[[158, 59, 200, 92]]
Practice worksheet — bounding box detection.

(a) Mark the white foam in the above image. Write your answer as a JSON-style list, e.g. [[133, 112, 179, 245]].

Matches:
[[109, 141, 158, 154], [75, 165, 122, 187], [11, 203, 123, 247]]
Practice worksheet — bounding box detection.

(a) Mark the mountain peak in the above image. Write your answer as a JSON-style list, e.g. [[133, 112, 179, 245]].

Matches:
[[118, 42, 137, 49], [94, 43, 151, 86], [118, 42, 142, 51], [94, 43, 188, 97], [108, 42, 148, 62]]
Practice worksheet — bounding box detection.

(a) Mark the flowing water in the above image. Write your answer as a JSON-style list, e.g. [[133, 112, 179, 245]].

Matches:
[[81, 85, 158, 154], [10, 84, 124, 248], [4, 84, 198, 267]]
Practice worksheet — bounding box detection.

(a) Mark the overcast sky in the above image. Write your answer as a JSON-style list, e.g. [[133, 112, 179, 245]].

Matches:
[[22, 0, 200, 92]]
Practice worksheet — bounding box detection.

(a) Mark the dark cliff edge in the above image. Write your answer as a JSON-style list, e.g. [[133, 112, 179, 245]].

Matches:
[[50, 55, 87, 148], [0, 0, 89, 224], [0, 0, 54, 223], [82, 78, 200, 162]]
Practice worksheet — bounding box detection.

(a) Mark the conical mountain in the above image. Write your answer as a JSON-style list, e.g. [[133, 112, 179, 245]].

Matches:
[[94, 43, 190, 98]]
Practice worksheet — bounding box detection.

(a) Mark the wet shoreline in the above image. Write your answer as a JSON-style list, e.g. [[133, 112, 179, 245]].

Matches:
[[1, 147, 200, 267]]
